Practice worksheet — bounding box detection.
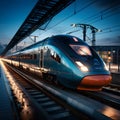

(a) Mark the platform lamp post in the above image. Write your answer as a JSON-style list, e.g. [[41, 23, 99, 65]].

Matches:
[[71, 23, 101, 46]]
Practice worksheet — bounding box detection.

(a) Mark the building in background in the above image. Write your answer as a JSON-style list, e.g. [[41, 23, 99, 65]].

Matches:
[[93, 46, 120, 73]]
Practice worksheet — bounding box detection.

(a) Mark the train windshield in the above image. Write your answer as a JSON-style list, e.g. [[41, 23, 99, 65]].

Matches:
[[70, 44, 92, 56]]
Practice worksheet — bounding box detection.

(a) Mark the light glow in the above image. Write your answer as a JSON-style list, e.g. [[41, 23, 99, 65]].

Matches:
[[73, 37, 78, 42], [75, 61, 88, 72]]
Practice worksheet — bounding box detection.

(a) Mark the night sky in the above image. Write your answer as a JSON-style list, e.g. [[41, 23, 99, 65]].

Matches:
[[0, 0, 120, 51], [0, 0, 37, 44]]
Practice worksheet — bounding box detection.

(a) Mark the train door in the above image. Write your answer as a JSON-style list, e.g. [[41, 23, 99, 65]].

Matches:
[[39, 48, 44, 69]]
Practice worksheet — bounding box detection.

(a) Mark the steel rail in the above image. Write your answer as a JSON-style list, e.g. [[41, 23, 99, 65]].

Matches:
[[3, 63, 113, 120]]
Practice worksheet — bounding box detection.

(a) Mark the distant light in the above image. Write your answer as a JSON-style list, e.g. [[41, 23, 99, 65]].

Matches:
[[75, 61, 88, 72], [112, 50, 115, 53]]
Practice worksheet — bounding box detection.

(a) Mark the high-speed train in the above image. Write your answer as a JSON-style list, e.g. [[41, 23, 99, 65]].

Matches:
[[3, 35, 112, 91]]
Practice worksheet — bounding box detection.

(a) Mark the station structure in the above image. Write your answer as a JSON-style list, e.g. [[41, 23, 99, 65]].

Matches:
[[0, 0, 120, 119], [1, 0, 74, 56]]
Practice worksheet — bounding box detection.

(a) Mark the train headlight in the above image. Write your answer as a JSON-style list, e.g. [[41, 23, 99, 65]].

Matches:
[[104, 63, 109, 71], [75, 61, 88, 72]]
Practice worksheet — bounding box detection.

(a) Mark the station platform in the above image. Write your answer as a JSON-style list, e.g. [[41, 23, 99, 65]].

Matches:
[[0, 61, 17, 120]]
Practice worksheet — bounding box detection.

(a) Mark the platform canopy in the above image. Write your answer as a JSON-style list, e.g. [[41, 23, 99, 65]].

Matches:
[[1, 0, 74, 56]]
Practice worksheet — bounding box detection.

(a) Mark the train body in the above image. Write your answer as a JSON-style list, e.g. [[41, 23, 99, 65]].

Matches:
[[3, 35, 112, 91]]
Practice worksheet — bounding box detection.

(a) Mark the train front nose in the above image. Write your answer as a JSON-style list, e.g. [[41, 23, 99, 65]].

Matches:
[[77, 75, 112, 91]]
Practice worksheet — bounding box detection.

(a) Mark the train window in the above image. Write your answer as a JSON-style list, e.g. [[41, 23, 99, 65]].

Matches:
[[50, 50, 61, 63], [70, 45, 92, 56], [56, 54, 61, 63], [33, 54, 37, 59]]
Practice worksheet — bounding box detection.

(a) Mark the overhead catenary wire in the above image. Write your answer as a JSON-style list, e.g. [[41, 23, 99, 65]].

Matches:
[[38, 0, 97, 35], [38, 0, 120, 40]]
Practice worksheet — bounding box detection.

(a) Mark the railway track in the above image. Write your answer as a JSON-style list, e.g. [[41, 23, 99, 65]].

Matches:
[[78, 90, 120, 110], [103, 84, 120, 96], [3, 62, 120, 120], [4, 63, 80, 120]]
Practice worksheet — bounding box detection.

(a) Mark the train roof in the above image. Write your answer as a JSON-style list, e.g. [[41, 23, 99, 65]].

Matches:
[[51, 34, 87, 45], [20, 34, 85, 49], [10, 35, 86, 55]]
